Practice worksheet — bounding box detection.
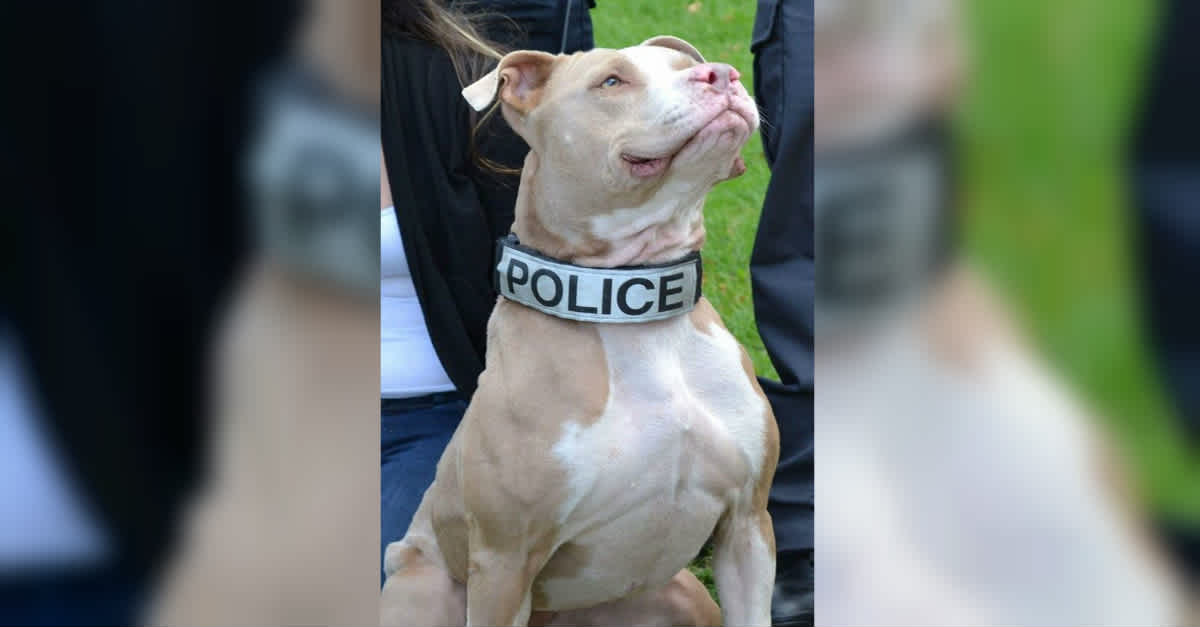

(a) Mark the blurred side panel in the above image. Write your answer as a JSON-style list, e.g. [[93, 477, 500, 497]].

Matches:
[[813, 0, 1197, 624], [1127, 0, 1200, 597], [0, 0, 381, 624], [1129, 0, 1200, 441], [146, 0, 381, 624]]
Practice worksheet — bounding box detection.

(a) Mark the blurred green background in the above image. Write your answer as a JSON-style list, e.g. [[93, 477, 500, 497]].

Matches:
[[959, 0, 1200, 523], [593, 0, 1199, 598]]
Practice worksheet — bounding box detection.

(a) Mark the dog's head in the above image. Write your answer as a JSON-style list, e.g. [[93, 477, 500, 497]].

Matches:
[[463, 37, 758, 265]]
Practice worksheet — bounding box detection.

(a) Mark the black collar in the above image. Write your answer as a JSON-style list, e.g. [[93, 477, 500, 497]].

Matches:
[[815, 116, 958, 328]]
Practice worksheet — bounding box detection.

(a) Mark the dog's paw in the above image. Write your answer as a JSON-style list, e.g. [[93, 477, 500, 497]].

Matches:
[[383, 541, 416, 577]]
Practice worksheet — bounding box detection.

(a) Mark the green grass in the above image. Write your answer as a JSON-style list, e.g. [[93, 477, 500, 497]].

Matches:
[[593, 0, 1200, 603], [960, 0, 1200, 521], [594, 0, 778, 384]]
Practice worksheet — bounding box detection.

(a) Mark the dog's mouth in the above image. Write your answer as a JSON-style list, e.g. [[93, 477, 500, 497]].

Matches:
[[621, 153, 673, 178], [622, 105, 753, 179]]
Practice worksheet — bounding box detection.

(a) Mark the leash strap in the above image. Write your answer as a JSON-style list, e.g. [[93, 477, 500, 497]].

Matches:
[[494, 235, 702, 323]]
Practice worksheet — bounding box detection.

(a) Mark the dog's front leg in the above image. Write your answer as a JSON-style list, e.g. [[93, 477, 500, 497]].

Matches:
[[712, 506, 776, 627], [465, 534, 548, 627]]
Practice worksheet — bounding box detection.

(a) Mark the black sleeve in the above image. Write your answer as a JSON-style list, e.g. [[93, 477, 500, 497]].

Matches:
[[470, 0, 595, 54], [382, 36, 526, 396]]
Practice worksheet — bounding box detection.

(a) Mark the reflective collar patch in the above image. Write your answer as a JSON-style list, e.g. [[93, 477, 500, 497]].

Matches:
[[493, 235, 702, 323]]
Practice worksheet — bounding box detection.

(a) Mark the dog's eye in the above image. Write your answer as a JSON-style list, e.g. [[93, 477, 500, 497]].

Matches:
[[601, 75, 624, 88]]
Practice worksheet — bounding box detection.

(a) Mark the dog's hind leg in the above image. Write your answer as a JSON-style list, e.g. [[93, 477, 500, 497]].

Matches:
[[380, 540, 466, 627]]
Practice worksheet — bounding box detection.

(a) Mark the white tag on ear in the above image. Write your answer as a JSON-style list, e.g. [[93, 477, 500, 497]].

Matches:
[[462, 68, 501, 112]]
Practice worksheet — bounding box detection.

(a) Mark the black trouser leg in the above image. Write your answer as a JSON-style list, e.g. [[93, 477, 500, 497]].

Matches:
[[750, 2, 814, 624], [751, 0, 814, 557], [1130, 0, 1200, 583], [1129, 0, 1200, 443]]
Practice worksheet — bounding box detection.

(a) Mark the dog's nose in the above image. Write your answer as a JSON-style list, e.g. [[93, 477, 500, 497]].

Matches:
[[690, 63, 739, 91]]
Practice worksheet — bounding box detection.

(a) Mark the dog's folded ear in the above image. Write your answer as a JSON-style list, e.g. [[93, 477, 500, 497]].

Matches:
[[640, 36, 706, 64], [462, 50, 560, 114]]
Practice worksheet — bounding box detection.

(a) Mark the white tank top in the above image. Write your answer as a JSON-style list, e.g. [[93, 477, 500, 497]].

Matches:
[[0, 326, 110, 570], [381, 207, 457, 398]]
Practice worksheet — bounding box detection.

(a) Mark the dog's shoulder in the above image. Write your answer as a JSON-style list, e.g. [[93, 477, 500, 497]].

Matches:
[[920, 265, 1029, 369]]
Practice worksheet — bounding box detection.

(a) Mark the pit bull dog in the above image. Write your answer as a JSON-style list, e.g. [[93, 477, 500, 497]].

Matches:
[[379, 36, 778, 627]]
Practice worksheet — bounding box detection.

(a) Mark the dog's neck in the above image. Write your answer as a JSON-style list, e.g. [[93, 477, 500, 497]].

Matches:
[[512, 152, 707, 268]]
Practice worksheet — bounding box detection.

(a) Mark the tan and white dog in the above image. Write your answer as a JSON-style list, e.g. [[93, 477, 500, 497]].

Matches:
[[380, 37, 778, 627]]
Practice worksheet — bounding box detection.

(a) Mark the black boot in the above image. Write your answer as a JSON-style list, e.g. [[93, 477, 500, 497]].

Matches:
[[1158, 518, 1200, 586], [771, 549, 814, 627]]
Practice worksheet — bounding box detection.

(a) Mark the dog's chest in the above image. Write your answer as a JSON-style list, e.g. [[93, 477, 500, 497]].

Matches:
[[535, 315, 767, 610]]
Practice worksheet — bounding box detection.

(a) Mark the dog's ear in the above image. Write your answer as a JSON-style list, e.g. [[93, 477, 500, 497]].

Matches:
[[640, 36, 706, 64], [462, 50, 559, 113]]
